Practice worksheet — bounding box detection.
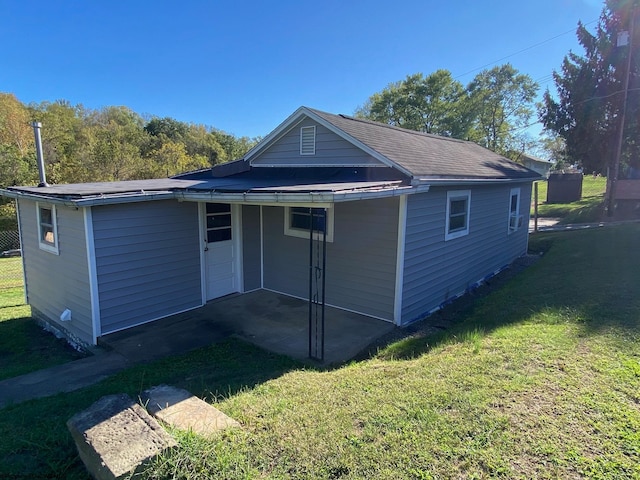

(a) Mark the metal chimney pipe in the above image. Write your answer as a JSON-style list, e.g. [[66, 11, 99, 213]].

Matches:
[[31, 121, 49, 187]]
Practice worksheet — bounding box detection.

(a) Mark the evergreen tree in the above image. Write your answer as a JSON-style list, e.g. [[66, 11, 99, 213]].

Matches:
[[540, 0, 640, 175]]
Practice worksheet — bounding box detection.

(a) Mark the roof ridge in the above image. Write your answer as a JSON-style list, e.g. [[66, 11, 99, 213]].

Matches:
[[306, 107, 469, 145]]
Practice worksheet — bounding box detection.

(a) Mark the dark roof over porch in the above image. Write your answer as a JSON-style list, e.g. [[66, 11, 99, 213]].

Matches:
[[1, 167, 414, 206]]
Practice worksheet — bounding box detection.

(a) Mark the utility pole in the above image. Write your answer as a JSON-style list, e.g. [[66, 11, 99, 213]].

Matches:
[[606, 4, 637, 216]]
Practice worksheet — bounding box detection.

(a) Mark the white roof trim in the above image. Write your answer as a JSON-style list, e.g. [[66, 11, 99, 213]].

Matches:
[[413, 177, 539, 186], [2, 184, 429, 208], [252, 163, 387, 168], [175, 184, 425, 205]]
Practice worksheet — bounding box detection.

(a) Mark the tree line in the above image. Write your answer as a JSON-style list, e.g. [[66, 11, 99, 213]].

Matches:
[[356, 65, 539, 161], [0, 94, 259, 189]]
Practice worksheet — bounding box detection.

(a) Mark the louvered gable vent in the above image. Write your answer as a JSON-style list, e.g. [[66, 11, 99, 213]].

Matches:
[[300, 126, 316, 155]]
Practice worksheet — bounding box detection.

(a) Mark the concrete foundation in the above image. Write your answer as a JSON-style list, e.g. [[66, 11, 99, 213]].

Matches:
[[67, 394, 176, 480]]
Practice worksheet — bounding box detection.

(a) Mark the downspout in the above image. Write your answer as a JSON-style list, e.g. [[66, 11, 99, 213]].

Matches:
[[31, 122, 49, 187]]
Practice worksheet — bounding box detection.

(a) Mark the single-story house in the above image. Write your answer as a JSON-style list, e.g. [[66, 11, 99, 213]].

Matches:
[[1, 107, 540, 350]]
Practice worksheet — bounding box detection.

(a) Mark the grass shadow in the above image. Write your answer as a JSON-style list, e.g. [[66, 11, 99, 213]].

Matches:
[[370, 223, 640, 361], [0, 337, 304, 479], [0, 315, 86, 381]]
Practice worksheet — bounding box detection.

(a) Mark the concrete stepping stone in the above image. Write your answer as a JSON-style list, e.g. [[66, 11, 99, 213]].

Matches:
[[141, 385, 240, 437], [67, 393, 176, 480]]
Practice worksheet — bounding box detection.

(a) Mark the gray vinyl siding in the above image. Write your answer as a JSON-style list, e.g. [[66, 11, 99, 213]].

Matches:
[[251, 118, 384, 167], [17, 199, 93, 345], [92, 200, 201, 334], [263, 197, 398, 321], [401, 183, 532, 324], [242, 205, 261, 291]]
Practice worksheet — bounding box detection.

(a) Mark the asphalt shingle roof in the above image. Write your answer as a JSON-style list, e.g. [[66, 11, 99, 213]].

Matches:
[[308, 108, 539, 180]]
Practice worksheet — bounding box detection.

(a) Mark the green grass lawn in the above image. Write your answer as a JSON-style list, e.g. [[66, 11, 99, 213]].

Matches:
[[0, 260, 86, 381], [0, 257, 24, 290], [1, 223, 639, 479], [533, 175, 607, 224]]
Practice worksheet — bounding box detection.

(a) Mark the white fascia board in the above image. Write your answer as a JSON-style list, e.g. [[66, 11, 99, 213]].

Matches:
[[414, 178, 539, 186], [0, 188, 176, 207], [1, 183, 431, 209], [251, 163, 388, 168], [176, 184, 427, 205], [0, 188, 17, 199], [72, 192, 176, 206]]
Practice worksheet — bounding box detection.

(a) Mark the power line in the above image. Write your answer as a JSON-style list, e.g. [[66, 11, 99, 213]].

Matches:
[[454, 19, 599, 79], [505, 87, 640, 135]]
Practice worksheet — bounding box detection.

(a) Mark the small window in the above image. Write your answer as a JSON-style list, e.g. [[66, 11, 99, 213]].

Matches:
[[37, 203, 59, 254], [300, 126, 316, 155], [284, 206, 334, 242], [445, 190, 471, 241], [508, 187, 522, 233], [205, 203, 232, 243]]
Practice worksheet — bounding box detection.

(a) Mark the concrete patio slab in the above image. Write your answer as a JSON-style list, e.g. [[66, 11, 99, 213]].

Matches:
[[101, 290, 395, 365]]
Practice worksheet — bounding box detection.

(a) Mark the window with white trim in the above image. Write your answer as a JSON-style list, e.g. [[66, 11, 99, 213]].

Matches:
[[284, 206, 334, 242], [300, 126, 316, 155], [37, 203, 59, 254], [508, 187, 522, 233], [445, 190, 471, 241]]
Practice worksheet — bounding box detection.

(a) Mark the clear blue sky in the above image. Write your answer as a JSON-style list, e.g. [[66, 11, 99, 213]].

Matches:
[[1, 0, 603, 139]]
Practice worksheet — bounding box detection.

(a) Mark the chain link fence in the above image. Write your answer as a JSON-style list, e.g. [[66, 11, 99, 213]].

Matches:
[[1, 230, 20, 251], [0, 230, 23, 290]]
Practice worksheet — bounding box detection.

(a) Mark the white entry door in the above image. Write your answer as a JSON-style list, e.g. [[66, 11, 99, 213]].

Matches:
[[203, 203, 238, 300]]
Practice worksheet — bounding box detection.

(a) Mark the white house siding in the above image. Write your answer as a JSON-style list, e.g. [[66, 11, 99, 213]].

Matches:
[[262, 197, 399, 321], [251, 118, 384, 167], [17, 199, 93, 345], [242, 205, 261, 291], [92, 200, 201, 334], [401, 183, 532, 324]]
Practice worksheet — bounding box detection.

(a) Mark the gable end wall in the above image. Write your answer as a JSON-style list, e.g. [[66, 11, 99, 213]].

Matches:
[[251, 117, 385, 167]]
